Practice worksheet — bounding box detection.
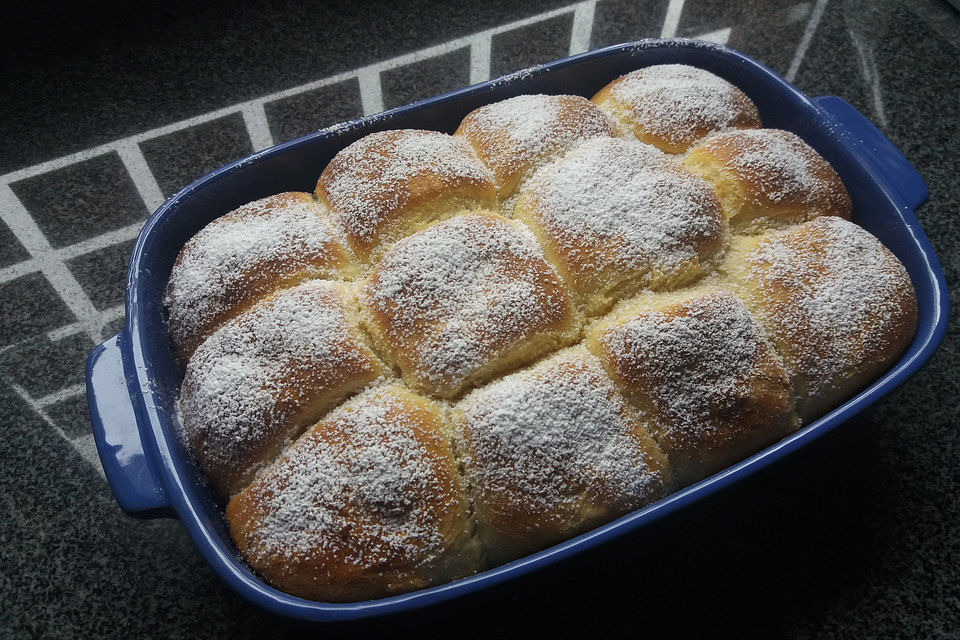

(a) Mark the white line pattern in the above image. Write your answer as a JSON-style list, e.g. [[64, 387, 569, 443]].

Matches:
[[241, 103, 276, 152], [10, 383, 104, 475], [117, 141, 167, 212], [357, 67, 386, 116], [660, 0, 686, 39], [569, 2, 597, 55], [37, 383, 87, 408], [46, 304, 124, 342], [470, 34, 494, 85], [0, 184, 104, 344], [787, 0, 829, 81]]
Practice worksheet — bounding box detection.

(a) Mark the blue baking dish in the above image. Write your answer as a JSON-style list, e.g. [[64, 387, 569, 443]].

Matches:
[[85, 39, 948, 622]]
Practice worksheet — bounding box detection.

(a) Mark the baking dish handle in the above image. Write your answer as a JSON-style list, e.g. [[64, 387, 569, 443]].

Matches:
[[815, 96, 928, 210], [86, 334, 172, 518]]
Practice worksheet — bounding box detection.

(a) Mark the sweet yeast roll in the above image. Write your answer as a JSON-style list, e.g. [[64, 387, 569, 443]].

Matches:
[[227, 384, 482, 602], [587, 291, 797, 486], [684, 128, 852, 232], [455, 94, 616, 205], [316, 129, 497, 261], [165, 192, 356, 362], [721, 216, 917, 421], [453, 347, 672, 565], [592, 64, 761, 153], [514, 136, 724, 316], [360, 211, 580, 398], [179, 280, 383, 497]]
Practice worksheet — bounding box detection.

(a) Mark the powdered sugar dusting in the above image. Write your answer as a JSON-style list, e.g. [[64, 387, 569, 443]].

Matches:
[[520, 137, 723, 288], [165, 193, 346, 353], [749, 216, 913, 394], [457, 94, 614, 196], [715, 130, 815, 202], [605, 64, 758, 149], [458, 348, 666, 515], [699, 129, 848, 212], [179, 280, 375, 477], [598, 293, 768, 442], [246, 387, 455, 569], [364, 213, 572, 392], [319, 130, 495, 247]]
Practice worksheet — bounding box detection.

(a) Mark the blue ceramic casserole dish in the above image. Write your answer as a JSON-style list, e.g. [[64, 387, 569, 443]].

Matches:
[[85, 39, 948, 622]]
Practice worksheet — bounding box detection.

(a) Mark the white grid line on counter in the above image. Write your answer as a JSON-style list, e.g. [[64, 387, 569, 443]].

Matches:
[[10, 382, 104, 476], [787, 0, 828, 81], [116, 141, 167, 212], [0, 184, 106, 344], [0, 0, 823, 475], [661, 0, 686, 39]]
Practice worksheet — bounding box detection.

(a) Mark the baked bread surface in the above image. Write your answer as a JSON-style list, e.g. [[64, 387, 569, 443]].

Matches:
[[360, 211, 580, 398], [454, 347, 672, 564], [455, 93, 616, 203], [165, 192, 356, 361], [683, 128, 852, 231], [514, 136, 725, 315], [178, 280, 383, 496], [227, 384, 482, 602], [166, 64, 918, 602], [587, 291, 797, 485], [591, 63, 761, 153], [720, 216, 917, 421], [316, 129, 497, 261]]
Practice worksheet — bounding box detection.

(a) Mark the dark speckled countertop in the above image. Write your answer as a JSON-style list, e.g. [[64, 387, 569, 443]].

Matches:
[[1, 0, 958, 637]]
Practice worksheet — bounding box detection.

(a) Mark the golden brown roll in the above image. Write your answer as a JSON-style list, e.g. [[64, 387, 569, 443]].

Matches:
[[514, 137, 725, 316], [165, 192, 356, 362], [360, 211, 580, 398], [683, 128, 852, 232], [592, 64, 761, 153], [453, 347, 672, 565], [226, 384, 482, 602], [587, 291, 797, 486], [178, 280, 383, 496], [454, 94, 616, 204], [720, 216, 917, 421], [316, 129, 497, 261]]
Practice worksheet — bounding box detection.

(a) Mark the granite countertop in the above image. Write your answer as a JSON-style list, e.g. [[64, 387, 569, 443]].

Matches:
[[1, 0, 958, 637]]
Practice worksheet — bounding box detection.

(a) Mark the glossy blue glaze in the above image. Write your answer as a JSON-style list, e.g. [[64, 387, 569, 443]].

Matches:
[[86, 334, 170, 518], [85, 39, 948, 622]]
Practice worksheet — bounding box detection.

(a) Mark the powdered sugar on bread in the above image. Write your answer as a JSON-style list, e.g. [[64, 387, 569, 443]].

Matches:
[[458, 348, 669, 515], [318, 130, 496, 251], [165, 193, 349, 356], [240, 388, 455, 567], [363, 212, 576, 395], [598, 64, 760, 151]]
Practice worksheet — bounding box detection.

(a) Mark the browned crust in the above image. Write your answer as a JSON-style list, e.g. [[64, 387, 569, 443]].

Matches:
[[452, 349, 672, 564], [166, 192, 354, 362], [180, 282, 383, 497], [360, 212, 580, 398], [514, 141, 725, 316], [315, 130, 497, 260], [455, 94, 615, 200], [226, 387, 481, 602], [724, 217, 918, 421], [587, 292, 797, 486], [591, 66, 761, 153], [683, 129, 852, 229]]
